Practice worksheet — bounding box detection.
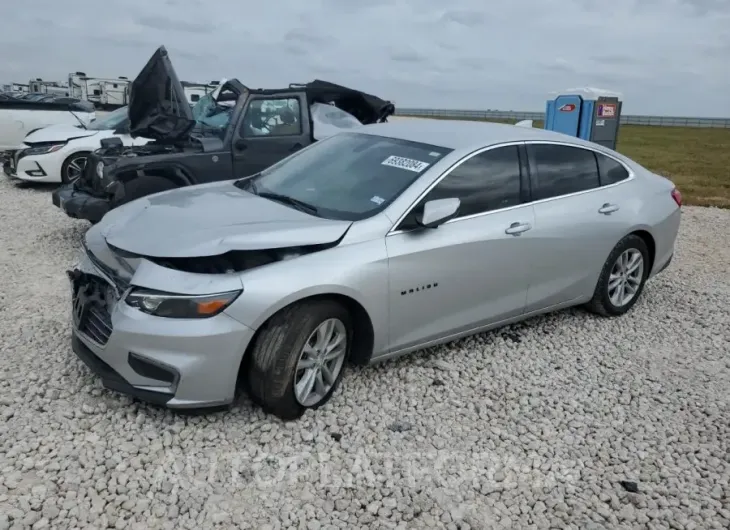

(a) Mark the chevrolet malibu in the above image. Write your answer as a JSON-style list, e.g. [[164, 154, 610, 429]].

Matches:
[[68, 119, 681, 420]]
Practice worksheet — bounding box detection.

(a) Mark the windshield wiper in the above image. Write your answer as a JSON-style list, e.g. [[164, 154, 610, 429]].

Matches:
[[232, 177, 317, 214], [233, 174, 261, 192], [257, 191, 319, 215]]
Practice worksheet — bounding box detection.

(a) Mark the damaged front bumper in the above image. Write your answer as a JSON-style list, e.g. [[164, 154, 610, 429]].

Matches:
[[2, 160, 15, 179], [2, 150, 19, 179], [69, 246, 255, 409], [52, 182, 111, 223]]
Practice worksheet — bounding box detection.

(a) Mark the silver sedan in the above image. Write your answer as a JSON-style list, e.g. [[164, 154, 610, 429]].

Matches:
[[68, 119, 682, 419]]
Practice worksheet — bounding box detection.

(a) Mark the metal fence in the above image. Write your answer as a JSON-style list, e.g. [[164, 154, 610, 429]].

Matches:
[[395, 108, 730, 129]]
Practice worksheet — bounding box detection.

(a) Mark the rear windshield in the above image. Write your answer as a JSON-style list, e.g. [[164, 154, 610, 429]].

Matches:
[[244, 132, 452, 221]]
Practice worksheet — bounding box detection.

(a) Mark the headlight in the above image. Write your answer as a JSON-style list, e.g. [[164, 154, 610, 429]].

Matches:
[[96, 161, 104, 178], [25, 143, 65, 156], [125, 288, 242, 319]]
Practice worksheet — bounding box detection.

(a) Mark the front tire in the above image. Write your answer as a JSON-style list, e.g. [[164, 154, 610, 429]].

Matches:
[[246, 300, 352, 421], [586, 234, 650, 317], [60, 152, 90, 184]]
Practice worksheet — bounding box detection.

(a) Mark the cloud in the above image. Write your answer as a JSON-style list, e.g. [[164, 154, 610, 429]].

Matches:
[[440, 10, 487, 28], [0, 0, 728, 117], [389, 48, 427, 63], [135, 15, 216, 34], [283, 29, 332, 47]]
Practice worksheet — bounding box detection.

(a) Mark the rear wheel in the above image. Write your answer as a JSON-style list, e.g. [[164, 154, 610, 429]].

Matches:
[[245, 300, 351, 420], [61, 152, 90, 184], [586, 234, 650, 317]]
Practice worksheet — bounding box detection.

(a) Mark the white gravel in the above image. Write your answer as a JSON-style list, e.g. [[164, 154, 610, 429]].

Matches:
[[1, 177, 729, 530]]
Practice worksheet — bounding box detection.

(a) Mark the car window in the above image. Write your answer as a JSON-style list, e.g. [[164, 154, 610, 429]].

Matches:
[[87, 106, 128, 131], [398, 146, 522, 230], [596, 152, 630, 186], [531, 144, 600, 200], [192, 94, 235, 138], [240, 132, 452, 221], [242, 97, 302, 138]]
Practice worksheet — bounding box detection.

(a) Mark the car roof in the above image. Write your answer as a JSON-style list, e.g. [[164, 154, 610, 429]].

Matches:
[[358, 118, 602, 153]]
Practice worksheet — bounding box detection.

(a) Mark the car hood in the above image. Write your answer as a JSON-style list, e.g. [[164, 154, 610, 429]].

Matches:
[[24, 124, 98, 143], [100, 181, 353, 258], [128, 46, 196, 144]]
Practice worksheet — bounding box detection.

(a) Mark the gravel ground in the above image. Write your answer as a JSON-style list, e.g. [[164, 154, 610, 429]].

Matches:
[[0, 177, 729, 530]]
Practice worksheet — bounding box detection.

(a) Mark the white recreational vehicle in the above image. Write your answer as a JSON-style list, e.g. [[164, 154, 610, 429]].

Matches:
[[182, 80, 221, 104], [1, 82, 30, 94], [27, 79, 70, 97], [68, 73, 131, 109]]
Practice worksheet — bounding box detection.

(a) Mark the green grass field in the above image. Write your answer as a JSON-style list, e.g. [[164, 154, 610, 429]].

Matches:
[[398, 115, 730, 208]]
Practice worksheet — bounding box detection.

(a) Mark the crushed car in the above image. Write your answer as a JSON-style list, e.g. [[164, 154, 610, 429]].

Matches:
[[52, 46, 395, 223]]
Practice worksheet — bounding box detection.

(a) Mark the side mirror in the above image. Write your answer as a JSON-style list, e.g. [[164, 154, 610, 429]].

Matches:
[[415, 198, 460, 228]]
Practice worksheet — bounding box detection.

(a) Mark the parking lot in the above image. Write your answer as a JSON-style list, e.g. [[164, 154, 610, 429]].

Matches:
[[0, 177, 728, 529]]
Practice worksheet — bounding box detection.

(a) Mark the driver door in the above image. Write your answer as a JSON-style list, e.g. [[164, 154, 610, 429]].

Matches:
[[232, 93, 312, 178], [385, 144, 535, 353]]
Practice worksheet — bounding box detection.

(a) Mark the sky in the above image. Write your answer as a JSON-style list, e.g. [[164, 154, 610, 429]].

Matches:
[[1, 0, 728, 117]]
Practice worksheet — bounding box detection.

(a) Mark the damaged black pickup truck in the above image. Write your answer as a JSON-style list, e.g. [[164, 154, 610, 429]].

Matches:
[[52, 46, 395, 223]]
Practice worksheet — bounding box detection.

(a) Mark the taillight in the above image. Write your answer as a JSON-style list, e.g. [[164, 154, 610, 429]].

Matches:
[[671, 188, 682, 207]]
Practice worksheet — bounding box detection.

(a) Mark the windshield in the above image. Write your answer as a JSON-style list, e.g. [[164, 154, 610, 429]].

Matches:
[[191, 94, 234, 138], [243, 132, 453, 221], [87, 106, 128, 131]]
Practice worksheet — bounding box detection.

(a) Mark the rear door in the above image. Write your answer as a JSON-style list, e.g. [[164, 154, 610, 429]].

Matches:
[[231, 92, 312, 178], [524, 142, 636, 311]]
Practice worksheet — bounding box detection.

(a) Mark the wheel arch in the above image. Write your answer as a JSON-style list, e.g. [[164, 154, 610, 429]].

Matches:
[[60, 149, 93, 182], [627, 228, 656, 273], [240, 289, 376, 376]]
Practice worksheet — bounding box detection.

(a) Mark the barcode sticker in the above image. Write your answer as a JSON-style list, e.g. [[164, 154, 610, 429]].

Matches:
[[381, 155, 430, 173]]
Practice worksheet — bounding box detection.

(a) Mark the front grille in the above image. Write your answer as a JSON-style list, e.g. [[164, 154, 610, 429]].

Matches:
[[86, 247, 130, 293], [70, 273, 116, 346]]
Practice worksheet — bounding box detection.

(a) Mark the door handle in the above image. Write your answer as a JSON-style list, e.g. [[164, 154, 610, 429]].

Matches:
[[505, 222, 532, 236], [598, 203, 620, 215]]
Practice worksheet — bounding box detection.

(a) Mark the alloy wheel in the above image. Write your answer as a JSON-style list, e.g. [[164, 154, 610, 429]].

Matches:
[[294, 318, 347, 407], [66, 156, 88, 182], [608, 249, 644, 307]]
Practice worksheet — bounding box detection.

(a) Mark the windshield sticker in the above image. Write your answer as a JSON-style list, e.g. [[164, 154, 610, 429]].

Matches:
[[428, 151, 441, 157], [371, 196, 385, 205], [381, 155, 430, 173]]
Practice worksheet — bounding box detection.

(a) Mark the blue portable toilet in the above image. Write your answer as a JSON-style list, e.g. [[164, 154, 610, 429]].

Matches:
[[545, 88, 623, 150]]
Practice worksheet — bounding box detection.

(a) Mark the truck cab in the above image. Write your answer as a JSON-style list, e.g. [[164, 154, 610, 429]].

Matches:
[[52, 46, 394, 224]]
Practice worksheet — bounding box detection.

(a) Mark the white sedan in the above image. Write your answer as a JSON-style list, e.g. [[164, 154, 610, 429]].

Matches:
[[6, 107, 149, 184]]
